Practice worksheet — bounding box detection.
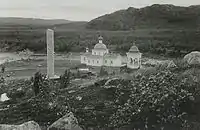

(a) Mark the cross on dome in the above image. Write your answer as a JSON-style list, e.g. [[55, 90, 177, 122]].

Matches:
[[98, 35, 103, 40]]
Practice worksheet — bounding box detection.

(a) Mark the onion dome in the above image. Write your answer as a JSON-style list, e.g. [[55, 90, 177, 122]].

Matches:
[[129, 43, 140, 53], [94, 36, 107, 50]]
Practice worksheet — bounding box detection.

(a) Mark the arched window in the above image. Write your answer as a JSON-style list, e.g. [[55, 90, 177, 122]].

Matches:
[[105, 60, 107, 63], [134, 58, 138, 65], [97, 60, 99, 64], [84, 57, 86, 61], [130, 58, 133, 64]]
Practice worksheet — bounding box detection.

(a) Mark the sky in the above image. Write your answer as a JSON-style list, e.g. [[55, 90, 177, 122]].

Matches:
[[1, 0, 200, 21]]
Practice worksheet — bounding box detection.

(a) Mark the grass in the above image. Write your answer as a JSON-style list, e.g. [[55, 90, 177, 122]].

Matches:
[[1, 54, 81, 79]]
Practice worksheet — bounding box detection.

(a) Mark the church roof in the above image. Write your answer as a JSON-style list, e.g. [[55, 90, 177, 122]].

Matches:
[[88, 55, 103, 59], [81, 52, 92, 56], [129, 43, 140, 53], [93, 36, 107, 50], [104, 53, 121, 59]]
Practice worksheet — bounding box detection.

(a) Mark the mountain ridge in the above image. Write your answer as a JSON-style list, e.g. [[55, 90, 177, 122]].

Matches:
[[86, 4, 200, 30], [0, 17, 73, 26]]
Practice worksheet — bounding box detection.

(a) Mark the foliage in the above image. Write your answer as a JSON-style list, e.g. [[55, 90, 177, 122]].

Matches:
[[0, 72, 69, 127], [109, 70, 200, 129], [0, 27, 199, 57], [32, 72, 49, 96], [60, 69, 71, 88], [1, 65, 200, 129], [99, 66, 108, 76]]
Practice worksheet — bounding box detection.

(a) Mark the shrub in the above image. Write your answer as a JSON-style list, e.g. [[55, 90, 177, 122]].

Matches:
[[110, 70, 200, 129], [32, 72, 48, 96], [99, 66, 108, 76], [60, 69, 71, 88]]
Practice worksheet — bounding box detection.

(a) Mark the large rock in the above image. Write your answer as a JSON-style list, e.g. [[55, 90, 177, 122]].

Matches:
[[48, 112, 83, 130], [159, 60, 177, 69], [0, 121, 41, 130], [0, 93, 10, 102], [184, 51, 200, 65]]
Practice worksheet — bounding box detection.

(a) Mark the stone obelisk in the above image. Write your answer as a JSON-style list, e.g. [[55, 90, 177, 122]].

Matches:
[[46, 29, 55, 78]]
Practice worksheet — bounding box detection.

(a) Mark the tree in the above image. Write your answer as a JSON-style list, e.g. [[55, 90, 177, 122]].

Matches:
[[60, 69, 71, 88], [99, 66, 108, 76]]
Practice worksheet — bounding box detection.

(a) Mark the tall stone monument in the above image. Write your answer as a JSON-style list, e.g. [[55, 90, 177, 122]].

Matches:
[[46, 29, 55, 78]]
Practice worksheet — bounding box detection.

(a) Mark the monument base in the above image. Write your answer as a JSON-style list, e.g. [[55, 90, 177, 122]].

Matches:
[[49, 75, 60, 80]]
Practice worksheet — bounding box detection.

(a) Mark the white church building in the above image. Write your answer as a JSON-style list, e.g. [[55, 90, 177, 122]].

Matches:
[[80, 36, 142, 69]]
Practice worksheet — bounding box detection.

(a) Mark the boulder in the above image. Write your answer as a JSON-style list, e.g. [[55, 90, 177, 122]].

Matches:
[[184, 51, 200, 65], [0, 121, 41, 130], [48, 112, 83, 130], [166, 60, 177, 68], [159, 60, 177, 69], [0, 93, 10, 102]]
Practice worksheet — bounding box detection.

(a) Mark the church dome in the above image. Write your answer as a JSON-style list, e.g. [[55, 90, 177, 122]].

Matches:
[[94, 43, 107, 50], [129, 43, 140, 53], [94, 36, 107, 50]]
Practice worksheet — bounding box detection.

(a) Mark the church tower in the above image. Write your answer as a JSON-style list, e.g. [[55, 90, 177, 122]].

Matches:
[[92, 36, 109, 56], [126, 43, 142, 69]]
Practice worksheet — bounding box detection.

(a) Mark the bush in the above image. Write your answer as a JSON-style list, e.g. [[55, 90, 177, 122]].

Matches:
[[110, 70, 200, 129], [60, 69, 71, 88], [99, 66, 108, 76], [32, 72, 48, 96]]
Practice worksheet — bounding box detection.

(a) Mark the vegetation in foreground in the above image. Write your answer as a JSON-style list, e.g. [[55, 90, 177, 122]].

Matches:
[[0, 62, 200, 130]]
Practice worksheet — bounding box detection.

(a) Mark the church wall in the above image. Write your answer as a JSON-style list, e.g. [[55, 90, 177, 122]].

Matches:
[[103, 56, 122, 67], [86, 57, 104, 67], [80, 55, 87, 64], [127, 53, 142, 69]]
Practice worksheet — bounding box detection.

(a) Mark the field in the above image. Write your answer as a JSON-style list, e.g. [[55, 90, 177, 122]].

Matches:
[[1, 53, 81, 80]]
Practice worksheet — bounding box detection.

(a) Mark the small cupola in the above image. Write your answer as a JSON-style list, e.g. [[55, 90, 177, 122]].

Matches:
[[129, 43, 140, 53]]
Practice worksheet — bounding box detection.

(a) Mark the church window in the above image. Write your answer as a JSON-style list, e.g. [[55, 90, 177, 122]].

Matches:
[[134, 58, 138, 65], [97, 60, 99, 64], [130, 58, 133, 64], [110, 60, 113, 64]]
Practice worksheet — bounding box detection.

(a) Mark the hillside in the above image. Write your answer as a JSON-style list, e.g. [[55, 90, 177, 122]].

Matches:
[[53, 21, 87, 31], [87, 4, 200, 30], [0, 17, 72, 26]]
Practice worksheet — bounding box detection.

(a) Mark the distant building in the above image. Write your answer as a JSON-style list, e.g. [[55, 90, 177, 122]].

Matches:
[[80, 36, 142, 69]]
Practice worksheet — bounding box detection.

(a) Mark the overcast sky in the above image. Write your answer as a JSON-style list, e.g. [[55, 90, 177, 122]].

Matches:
[[1, 0, 200, 21]]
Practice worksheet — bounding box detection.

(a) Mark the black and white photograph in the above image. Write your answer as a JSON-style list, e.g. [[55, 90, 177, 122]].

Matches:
[[0, 0, 200, 130]]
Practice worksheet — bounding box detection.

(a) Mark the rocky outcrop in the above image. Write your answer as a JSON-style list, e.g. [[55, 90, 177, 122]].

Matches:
[[0, 121, 41, 130], [184, 51, 200, 65], [48, 112, 83, 130]]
